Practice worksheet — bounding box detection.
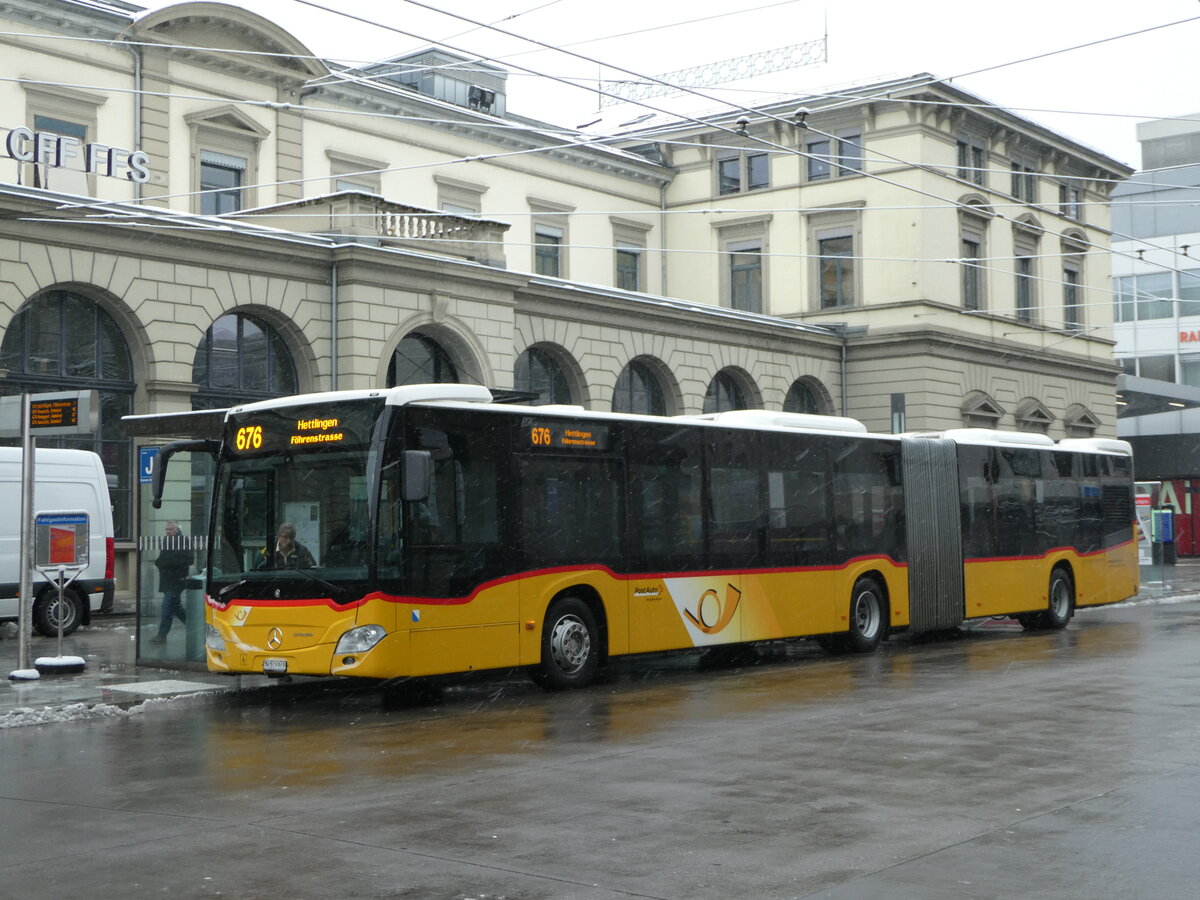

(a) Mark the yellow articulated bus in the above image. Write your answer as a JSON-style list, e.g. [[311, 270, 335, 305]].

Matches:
[[149, 384, 1137, 690]]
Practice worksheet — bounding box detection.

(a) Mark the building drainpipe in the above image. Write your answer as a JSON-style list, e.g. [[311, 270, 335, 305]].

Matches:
[[834, 323, 868, 418], [330, 259, 339, 391], [840, 336, 848, 417], [122, 41, 143, 201], [659, 180, 668, 297]]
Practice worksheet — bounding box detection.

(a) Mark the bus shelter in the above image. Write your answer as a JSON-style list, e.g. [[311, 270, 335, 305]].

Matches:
[[122, 409, 225, 669]]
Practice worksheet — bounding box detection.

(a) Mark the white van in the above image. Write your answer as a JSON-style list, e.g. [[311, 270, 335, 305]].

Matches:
[[0, 447, 115, 636]]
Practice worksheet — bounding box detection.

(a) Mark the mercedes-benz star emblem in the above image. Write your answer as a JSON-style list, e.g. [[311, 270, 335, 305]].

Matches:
[[267, 627, 283, 650]]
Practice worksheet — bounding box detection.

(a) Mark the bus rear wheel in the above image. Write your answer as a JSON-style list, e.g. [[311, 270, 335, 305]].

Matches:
[[530, 597, 600, 690], [1021, 569, 1074, 631], [830, 577, 886, 653]]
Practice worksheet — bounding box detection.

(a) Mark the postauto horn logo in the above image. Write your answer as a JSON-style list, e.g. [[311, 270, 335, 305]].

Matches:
[[683, 583, 742, 634]]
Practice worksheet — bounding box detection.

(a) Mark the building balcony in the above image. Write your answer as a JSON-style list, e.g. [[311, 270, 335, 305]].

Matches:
[[230, 191, 509, 268]]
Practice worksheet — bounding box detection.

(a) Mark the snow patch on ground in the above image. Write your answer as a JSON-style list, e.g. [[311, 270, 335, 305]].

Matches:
[[0, 702, 144, 729], [1107, 591, 1200, 609]]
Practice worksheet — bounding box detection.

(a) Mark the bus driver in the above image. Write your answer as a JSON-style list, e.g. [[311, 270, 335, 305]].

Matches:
[[260, 522, 316, 569]]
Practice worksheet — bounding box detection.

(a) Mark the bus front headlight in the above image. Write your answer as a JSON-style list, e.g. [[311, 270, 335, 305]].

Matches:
[[335, 624, 387, 655], [206, 624, 227, 652]]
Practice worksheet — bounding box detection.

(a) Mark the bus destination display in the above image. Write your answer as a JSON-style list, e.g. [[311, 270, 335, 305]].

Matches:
[[524, 420, 609, 451], [231, 414, 346, 454]]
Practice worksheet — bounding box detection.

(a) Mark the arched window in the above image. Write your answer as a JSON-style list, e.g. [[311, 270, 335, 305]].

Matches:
[[387, 333, 458, 386], [613, 359, 666, 416], [0, 289, 134, 537], [515, 347, 571, 405], [192, 312, 297, 409], [703, 371, 748, 413], [784, 379, 822, 415]]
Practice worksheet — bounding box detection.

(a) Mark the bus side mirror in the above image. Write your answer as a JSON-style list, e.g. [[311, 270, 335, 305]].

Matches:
[[151, 439, 220, 509], [401, 450, 432, 502]]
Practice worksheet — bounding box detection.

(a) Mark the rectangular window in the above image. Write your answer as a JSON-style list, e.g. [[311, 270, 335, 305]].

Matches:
[[1059, 183, 1082, 220], [329, 156, 383, 194], [1114, 275, 1136, 323], [1138, 354, 1176, 382], [1180, 268, 1200, 317], [962, 236, 982, 311], [819, 235, 855, 308], [1011, 163, 1037, 203], [33, 114, 86, 142], [957, 141, 986, 186], [1181, 356, 1200, 388], [717, 156, 741, 195], [31, 114, 88, 192], [1015, 254, 1035, 322], [436, 175, 486, 215], [200, 150, 246, 216], [329, 151, 384, 195], [808, 135, 861, 180], [717, 152, 769, 194], [971, 145, 986, 186], [616, 243, 641, 292], [746, 152, 770, 190], [1063, 265, 1082, 328], [534, 225, 563, 277], [1136, 272, 1174, 320], [807, 139, 831, 180], [838, 133, 863, 172], [729, 244, 763, 313]]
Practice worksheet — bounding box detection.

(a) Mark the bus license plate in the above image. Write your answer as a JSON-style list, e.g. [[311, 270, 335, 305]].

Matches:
[[263, 658, 288, 675]]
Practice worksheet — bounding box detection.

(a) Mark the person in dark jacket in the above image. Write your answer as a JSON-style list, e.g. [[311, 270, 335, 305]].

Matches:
[[259, 522, 316, 569], [151, 520, 193, 644]]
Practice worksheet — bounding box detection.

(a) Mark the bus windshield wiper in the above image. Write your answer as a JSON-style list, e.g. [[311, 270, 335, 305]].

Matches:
[[217, 579, 248, 602], [283, 566, 347, 601]]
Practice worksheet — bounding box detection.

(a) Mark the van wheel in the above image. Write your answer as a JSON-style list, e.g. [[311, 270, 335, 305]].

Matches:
[[529, 597, 600, 690], [33, 589, 83, 637]]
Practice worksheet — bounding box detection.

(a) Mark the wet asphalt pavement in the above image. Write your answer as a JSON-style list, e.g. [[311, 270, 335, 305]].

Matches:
[[1, 571, 1199, 898]]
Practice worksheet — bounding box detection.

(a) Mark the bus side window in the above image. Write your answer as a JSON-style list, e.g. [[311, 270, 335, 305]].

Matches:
[[765, 434, 830, 567], [629, 426, 705, 572], [958, 445, 995, 560], [832, 440, 903, 560], [518, 456, 623, 567], [706, 432, 763, 567]]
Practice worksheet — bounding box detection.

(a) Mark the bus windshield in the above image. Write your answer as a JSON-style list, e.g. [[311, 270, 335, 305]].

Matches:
[[211, 398, 385, 601]]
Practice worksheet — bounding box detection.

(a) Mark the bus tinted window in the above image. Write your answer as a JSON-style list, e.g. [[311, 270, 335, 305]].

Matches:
[[958, 445, 996, 559], [518, 455, 624, 568], [385, 410, 508, 597], [832, 439, 905, 561], [995, 448, 1043, 556], [765, 434, 830, 566], [629, 425, 705, 572], [707, 432, 763, 567]]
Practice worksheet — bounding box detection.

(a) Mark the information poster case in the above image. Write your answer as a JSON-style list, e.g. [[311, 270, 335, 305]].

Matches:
[[1136, 482, 1162, 585]]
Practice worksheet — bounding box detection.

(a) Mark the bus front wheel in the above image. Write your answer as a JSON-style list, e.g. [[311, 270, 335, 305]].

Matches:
[[830, 577, 886, 653], [530, 597, 600, 690]]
